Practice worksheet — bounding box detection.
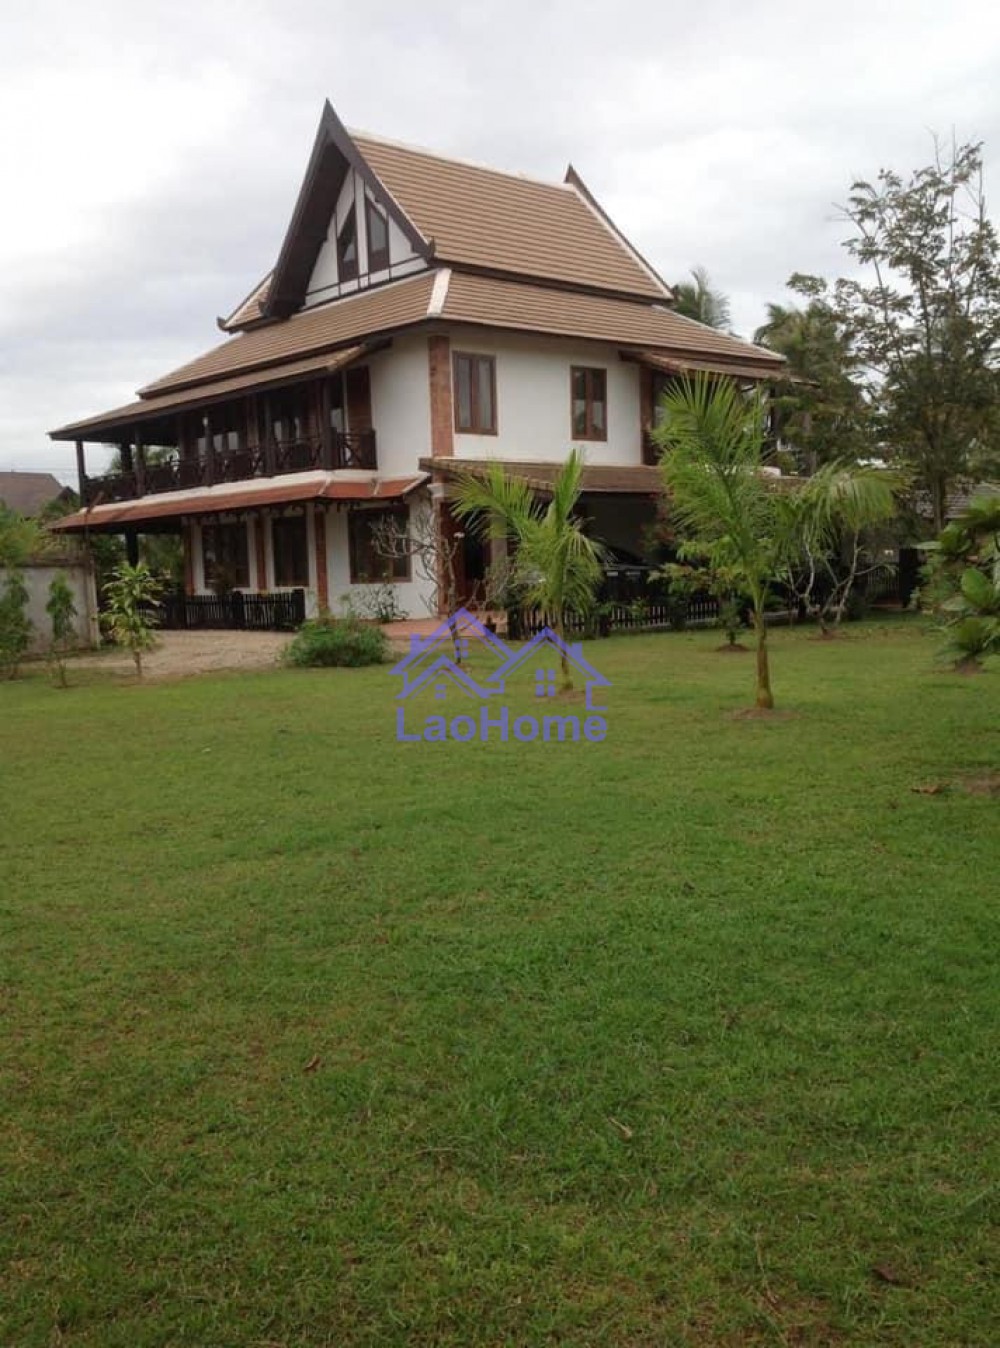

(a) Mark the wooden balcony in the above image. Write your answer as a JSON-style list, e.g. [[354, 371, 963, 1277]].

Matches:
[[82, 430, 377, 506]]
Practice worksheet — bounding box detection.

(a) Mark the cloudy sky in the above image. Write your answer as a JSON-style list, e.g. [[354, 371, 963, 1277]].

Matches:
[[4, 0, 1000, 482]]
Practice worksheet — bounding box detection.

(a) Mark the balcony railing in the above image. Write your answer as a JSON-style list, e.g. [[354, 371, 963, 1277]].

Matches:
[[82, 430, 377, 505]]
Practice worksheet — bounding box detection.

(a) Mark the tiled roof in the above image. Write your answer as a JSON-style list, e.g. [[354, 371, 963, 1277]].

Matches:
[[440, 273, 786, 371], [0, 471, 71, 515], [51, 345, 368, 440], [142, 273, 436, 396], [353, 133, 668, 301], [49, 474, 428, 532], [222, 274, 272, 331], [420, 457, 662, 496]]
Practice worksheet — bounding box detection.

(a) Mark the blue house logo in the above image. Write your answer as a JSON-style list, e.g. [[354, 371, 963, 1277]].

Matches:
[[390, 608, 611, 745]]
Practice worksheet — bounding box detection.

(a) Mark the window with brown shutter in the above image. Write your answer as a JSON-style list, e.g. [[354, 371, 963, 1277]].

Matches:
[[272, 515, 309, 588], [349, 508, 411, 583], [453, 353, 497, 435], [571, 366, 607, 441]]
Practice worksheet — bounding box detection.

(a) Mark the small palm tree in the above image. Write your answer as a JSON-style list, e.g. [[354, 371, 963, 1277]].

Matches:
[[672, 266, 731, 331], [450, 450, 606, 689], [654, 375, 897, 709]]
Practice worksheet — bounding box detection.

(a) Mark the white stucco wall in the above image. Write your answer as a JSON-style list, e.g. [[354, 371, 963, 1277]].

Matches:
[[20, 561, 99, 652], [324, 494, 436, 620], [305, 169, 426, 309], [444, 328, 642, 467], [368, 334, 432, 477]]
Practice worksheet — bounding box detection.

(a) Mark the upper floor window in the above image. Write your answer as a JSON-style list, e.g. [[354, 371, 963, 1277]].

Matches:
[[571, 367, 607, 441], [365, 198, 390, 272], [453, 353, 497, 435], [337, 206, 358, 283]]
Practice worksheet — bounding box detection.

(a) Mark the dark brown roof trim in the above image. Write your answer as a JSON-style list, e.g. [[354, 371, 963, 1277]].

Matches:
[[264, 101, 432, 321]]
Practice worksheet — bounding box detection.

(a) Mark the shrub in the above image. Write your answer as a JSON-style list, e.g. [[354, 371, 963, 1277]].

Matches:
[[285, 614, 389, 668]]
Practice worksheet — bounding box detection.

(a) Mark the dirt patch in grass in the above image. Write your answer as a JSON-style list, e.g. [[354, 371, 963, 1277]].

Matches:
[[959, 772, 1000, 796], [729, 707, 800, 721], [716, 643, 750, 653]]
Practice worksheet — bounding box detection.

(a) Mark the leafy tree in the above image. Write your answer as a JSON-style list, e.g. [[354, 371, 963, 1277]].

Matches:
[[791, 139, 1000, 530], [102, 563, 162, 679], [0, 505, 48, 569], [46, 574, 78, 688], [0, 570, 32, 679], [450, 449, 606, 689], [923, 494, 1000, 669], [654, 376, 899, 708], [754, 300, 872, 470], [785, 462, 901, 630], [672, 266, 731, 331]]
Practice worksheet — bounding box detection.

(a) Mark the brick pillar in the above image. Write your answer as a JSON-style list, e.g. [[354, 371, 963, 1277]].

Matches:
[[255, 514, 268, 591], [314, 508, 329, 612], [182, 520, 195, 597], [428, 334, 454, 458]]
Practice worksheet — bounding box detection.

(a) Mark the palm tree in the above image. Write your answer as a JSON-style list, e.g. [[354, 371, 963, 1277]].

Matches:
[[654, 375, 897, 709], [672, 266, 731, 331], [450, 450, 606, 689]]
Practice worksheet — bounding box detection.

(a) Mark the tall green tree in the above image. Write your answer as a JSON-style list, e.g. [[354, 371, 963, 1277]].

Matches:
[[672, 266, 731, 331], [754, 300, 871, 470], [654, 376, 898, 708], [791, 139, 1000, 529], [450, 450, 606, 689]]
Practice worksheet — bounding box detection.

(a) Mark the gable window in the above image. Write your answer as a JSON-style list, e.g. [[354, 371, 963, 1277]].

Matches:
[[202, 522, 249, 592], [365, 198, 390, 273], [571, 366, 607, 441], [272, 515, 309, 588], [349, 507, 411, 583], [453, 353, 497, 435], [337, 205, 358, 284]]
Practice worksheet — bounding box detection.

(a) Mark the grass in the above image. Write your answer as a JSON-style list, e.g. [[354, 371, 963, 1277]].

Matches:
[[1, 619, 997, 1346]]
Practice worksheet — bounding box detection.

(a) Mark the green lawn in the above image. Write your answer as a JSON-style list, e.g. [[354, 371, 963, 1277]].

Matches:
[[1, 621, 997, 1346]]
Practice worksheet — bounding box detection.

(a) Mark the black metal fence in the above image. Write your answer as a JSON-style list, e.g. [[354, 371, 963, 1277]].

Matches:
[[506, 561, 902, 641], [146, 589, 306, 632]]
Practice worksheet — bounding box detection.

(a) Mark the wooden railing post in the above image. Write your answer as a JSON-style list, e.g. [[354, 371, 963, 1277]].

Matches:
[[75, 441, 87, 502], [204, 412, 215, 486], [135, 428, 146, 496]]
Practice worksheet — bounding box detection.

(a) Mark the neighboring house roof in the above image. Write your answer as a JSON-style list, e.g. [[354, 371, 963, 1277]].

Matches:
[[0, 471, 71, 515], [421, 457, 663, 496], [946, 481, 1000, 518], [352, 132, 671, 302], [49, 473, 427, 533]]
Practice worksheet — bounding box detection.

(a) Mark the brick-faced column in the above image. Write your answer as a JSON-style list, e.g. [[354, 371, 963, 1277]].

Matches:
[[428, 334, 454, 458], [255, 514, 268, 591], [182, 520, 195, 597], [314, 508, 329, 612]]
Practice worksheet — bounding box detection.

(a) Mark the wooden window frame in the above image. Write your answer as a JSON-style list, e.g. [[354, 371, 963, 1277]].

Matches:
[[337, 205, 358, 284], [202, 521, 250, 591], [452, 352, 498, 436], [364, 197, 390, 273], [271, 514, 309, 589], [570, 366, 608, 442], [348, 507, 412, 584]]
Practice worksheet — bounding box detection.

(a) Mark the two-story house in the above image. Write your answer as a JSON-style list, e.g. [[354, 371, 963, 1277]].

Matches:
[[50, 100, 785, 621]]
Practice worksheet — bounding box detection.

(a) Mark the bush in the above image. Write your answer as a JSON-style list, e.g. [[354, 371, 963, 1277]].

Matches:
[[285, 614, 389, 668]]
